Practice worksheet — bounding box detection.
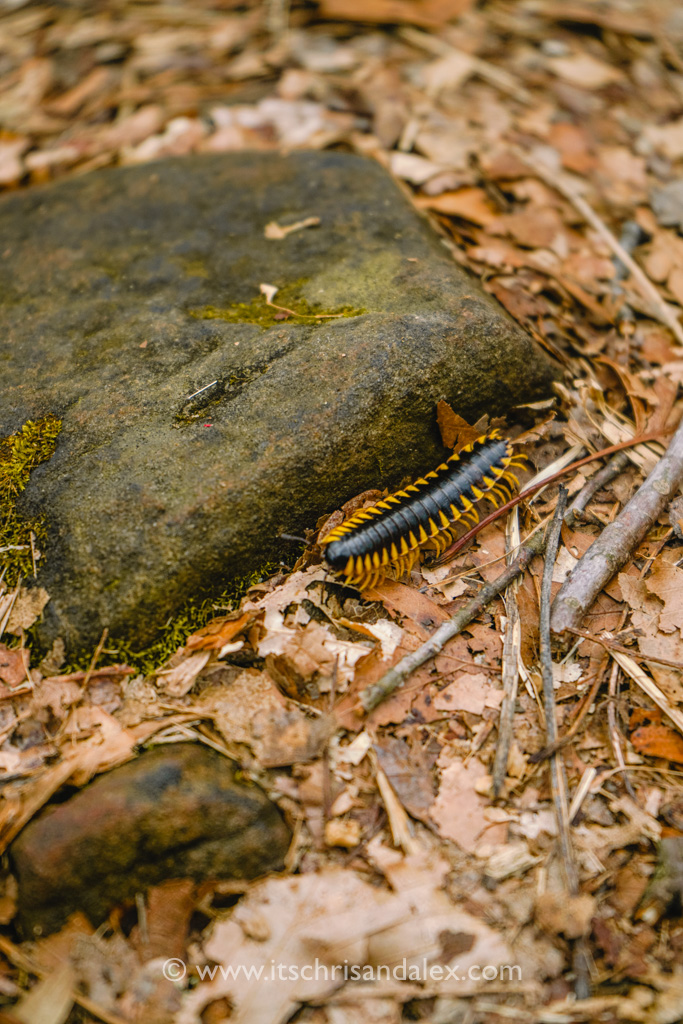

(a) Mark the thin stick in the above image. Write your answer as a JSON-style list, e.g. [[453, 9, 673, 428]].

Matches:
[[525, 156, 683, 346], [435, 433, 662, 565], [606, 660, 636, 801], [81, 628, 108, 690], [564, 451, 630, 529], [528, 665, 605, 764], [539, 488, 590, 1000], [539, 488, 569, 772], [359, 531, 546, 713], [492, 596, 520, 798], [551, 414, 683, 634], [0, 577, 21, 641]]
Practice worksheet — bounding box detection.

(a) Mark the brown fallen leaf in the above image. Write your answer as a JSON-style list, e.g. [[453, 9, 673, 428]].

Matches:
[[0, 645, 29, 688], [631, 724, 683, 764], [134, 879, 196, 963], [435, 402, 487, 452], [185, 611, 252, 651], [430, 756, 505, 853], [155, 651, 211, 696], [414, 187, 496, 226], [365, 580, 450, 633], [642, 561, 683, 633], [5, 586, 50, 634], [433, 673, 503, 716]]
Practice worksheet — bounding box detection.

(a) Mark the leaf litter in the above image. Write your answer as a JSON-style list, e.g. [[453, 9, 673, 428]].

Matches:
[[3, 0, 683, 1022]]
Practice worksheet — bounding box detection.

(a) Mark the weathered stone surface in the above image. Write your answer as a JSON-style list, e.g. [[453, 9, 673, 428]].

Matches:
[[1, 151, 558, 650], [10, 743, 290, 935]]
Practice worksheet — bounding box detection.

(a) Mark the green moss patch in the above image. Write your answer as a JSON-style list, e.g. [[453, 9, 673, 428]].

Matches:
[[0, 416, 62, 586], [190, 280, 365, 329]]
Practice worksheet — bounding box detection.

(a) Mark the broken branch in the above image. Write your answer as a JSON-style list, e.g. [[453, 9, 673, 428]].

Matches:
[[551, 414, 683, 635]]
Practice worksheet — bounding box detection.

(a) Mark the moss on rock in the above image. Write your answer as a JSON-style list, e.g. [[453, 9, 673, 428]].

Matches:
[[0, 416, 61, 586]]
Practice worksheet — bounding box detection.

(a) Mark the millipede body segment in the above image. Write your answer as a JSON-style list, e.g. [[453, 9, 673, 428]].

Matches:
[[320, 430, 525, 590]]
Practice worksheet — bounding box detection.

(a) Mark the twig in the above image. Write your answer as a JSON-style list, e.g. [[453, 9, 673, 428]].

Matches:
[[606, 660, 636, 801], [523, 156, 683, 347], [41, 665, 134, 684], [564, 451, 630, 529], [539, 488, 590, 1000], [0, 578, 21, 641], [29, 531, 38, 578], [539, 488, 569, 783], [528, 665, 605, 764], [81, 627, 108, 690], [436, 433, 662, 564], [359, 531, 546, 713], [492, 510, 522, 798], [551, 413, 683, 634], [322, 657, 338, 823], [492, 595, 520, 798]]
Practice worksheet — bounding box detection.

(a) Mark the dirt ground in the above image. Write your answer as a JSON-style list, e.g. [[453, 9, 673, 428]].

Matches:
[[1, 1, 683, 1022]]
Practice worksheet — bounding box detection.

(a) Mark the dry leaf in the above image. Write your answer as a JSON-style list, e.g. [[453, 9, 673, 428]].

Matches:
[[548, 52, 623, 89], [430, 757, 504, 853], [414, 187, 496, 226], [0, 644, 29, 687], [433, 673, 503, 715], [12, 964, 75, 1024], [6, 586, 50, 634], [631, 725, 683, 764], [155, 651, 210, 696], [185, 611, 252, 651]]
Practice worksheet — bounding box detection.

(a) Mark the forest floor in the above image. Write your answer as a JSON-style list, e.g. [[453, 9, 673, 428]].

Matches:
[[2, 1, 683, 1022]]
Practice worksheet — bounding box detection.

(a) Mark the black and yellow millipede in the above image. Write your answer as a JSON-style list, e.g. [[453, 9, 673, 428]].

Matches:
[[320, 429, 526, 590]]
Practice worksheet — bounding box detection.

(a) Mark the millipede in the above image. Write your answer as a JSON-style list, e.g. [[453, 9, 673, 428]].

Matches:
[[320, 429, 526, 590]]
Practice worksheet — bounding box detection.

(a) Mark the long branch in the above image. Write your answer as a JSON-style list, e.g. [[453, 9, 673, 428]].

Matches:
[[551, 414, 683, 634]]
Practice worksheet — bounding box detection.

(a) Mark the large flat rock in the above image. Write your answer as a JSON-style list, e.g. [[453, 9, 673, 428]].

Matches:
[[1, 151, 557, 651]]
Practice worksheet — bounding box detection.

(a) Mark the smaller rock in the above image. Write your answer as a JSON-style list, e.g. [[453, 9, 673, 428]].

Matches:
[[11, 743, 291, 935]]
